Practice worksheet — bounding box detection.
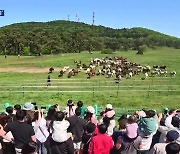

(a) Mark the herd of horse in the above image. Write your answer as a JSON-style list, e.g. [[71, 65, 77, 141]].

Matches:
[[48, 56, 176, 81]]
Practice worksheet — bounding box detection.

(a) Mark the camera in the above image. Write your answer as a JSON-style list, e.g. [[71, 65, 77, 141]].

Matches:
[[41, 106, 46, 109], [53, 104, 58, 108], [31, 102, 37, 106], [34, 106, 38, 110]]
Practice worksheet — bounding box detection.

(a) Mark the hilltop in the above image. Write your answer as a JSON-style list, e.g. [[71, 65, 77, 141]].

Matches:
[[0, 20, 180, 55]]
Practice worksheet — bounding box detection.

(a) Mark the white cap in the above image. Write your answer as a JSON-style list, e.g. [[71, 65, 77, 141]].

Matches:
[[86, 106, 95, 114], [106, 104, 113, 109]]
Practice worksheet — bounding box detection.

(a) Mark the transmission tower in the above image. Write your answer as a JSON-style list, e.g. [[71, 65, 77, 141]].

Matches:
[[92, 12, 95, 25], [76, 14, 78, 22], [68, 15, 70, 21]]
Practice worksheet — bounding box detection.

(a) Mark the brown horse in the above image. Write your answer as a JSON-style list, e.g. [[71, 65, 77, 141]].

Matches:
[[48, 67, 54, 74]]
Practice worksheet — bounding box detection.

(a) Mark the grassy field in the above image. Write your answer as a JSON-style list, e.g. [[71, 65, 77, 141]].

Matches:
[[0, 48, 179, 114]]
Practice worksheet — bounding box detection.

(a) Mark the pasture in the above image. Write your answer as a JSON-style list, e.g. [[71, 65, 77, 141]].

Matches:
[[0, 48, 179, 113]]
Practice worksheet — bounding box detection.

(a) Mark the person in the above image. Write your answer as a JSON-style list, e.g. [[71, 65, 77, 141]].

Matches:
[[23, 102, 35, 125], [111, 115, 127, 154], [165, 142, 180, 154], [64, 100, 76, 117], [47, 75, 51, 86], [116, 117, 142, 154], [21, 141, 38, 154], [77, 100, 86, 118], [165, 109, 177, 128], [158, 116, 180, 143], [88, 124, 114, 154], [149, 130, 179, 154], [138, 110, 158, 136], [138, 110, 158, 152], [68, 108, 86, 154], [5, 106, 16, 121], [45, 105, 56, 127], [32, 110, 49, 154], [99, 110, 116, 136], [3, 110, 36, 154], [81, 122, 96, 154], [13, 104, 21, 115], [0, 113, 15, 154], [84, 106, 98, 125], [49, 111, 72, 143], [49, 111, 74, 154], [126, 115, 138, 139]]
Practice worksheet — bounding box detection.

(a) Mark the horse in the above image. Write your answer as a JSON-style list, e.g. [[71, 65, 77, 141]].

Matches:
[[48, 67, 54, 74]]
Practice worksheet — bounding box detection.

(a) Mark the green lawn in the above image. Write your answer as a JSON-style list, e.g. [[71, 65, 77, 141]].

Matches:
[[0, 48, 180, 114]]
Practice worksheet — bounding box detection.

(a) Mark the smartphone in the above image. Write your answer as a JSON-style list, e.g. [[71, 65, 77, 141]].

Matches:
[[31, 102, 37, 106], [34, 106, 38, 110]]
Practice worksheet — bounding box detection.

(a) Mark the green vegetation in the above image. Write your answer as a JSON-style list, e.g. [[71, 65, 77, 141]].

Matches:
[[0, 48, 179, 113], [0, 20, 180, 56]]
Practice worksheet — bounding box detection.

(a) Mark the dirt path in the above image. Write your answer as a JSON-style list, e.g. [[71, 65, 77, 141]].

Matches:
[[0, 67, 61, 73]]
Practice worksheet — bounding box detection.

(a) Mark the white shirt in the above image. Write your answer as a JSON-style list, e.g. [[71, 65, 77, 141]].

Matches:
[[33, 119, 49, 143], [52, 120, 70, 143], [149, 143, 168, 154], [165, 115, 174, 128]]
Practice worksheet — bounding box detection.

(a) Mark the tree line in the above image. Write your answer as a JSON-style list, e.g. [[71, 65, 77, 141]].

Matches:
[[0, 20, 180, 55]]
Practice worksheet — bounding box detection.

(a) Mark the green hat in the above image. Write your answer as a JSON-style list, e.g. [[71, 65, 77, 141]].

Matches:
[[4, 103, 10, 109], [47, 104, 51, 110], [163, 107, 169, 111]]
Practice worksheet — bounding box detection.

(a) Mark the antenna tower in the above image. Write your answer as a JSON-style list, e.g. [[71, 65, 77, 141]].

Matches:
[[92, 12, 95, 25]]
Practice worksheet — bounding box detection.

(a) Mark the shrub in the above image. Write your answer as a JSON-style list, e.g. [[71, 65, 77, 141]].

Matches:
[[101, 49, 114, 54]]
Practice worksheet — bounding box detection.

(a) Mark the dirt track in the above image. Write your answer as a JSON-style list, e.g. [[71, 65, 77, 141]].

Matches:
[[0, 67, 61, 73]]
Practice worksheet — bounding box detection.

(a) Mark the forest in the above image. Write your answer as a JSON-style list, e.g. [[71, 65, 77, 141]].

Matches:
[[0, 20, 180, 55]]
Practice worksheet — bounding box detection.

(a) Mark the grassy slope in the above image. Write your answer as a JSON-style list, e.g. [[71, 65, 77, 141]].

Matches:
[[0, 48, 179, 113]]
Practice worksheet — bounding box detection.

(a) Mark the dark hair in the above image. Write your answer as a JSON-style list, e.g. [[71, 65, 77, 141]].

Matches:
[[46, 106, 56, 120], [77, 101, 83, 107], [67, 100, 73, 106], [127, 115, 137, 124], [21, 141, 37, 154], [118, 114, 128, 122], [171, 116, 180, 128], [118, 119, 127, 130], [75, 107, 81, 116], [166, 142, 180, 154], [86, 122, 96, 133], [54, 111, 65, 121], [98, 124, 108, 134], [100, 111, 105, 117], [84, 112, 93, 123], [33, 111, 42, 121], [103, 116, 110, 127], [146, 110, 156, 118], [169, 109, 176, 115], [0, 113, 12, 127], [14, 104, 21, 111], [105, 108, 112, 113], [16, 110, 26, 121], [6, 106, 13, 114]]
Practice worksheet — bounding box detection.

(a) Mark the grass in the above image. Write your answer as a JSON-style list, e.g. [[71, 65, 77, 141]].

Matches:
[[0, 48, 179, 114]]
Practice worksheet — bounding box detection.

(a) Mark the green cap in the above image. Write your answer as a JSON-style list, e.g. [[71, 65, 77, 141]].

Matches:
[[163, 107, 169, 111], [4, 103, 10, 109], [47, 104, 51, 110]]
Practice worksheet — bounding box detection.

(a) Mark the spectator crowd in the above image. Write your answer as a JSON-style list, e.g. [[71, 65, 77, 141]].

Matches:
[[0, 100, 179, 154]]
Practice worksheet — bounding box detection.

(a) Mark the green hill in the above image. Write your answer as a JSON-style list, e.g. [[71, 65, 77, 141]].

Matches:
[[0, 20, 180, 55]]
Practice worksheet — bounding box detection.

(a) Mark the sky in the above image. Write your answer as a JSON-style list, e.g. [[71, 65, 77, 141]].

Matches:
[[0, 0, 180, 38]]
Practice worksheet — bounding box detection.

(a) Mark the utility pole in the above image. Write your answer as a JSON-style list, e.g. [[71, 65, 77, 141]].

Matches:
[[68, 15, 70, 21]]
